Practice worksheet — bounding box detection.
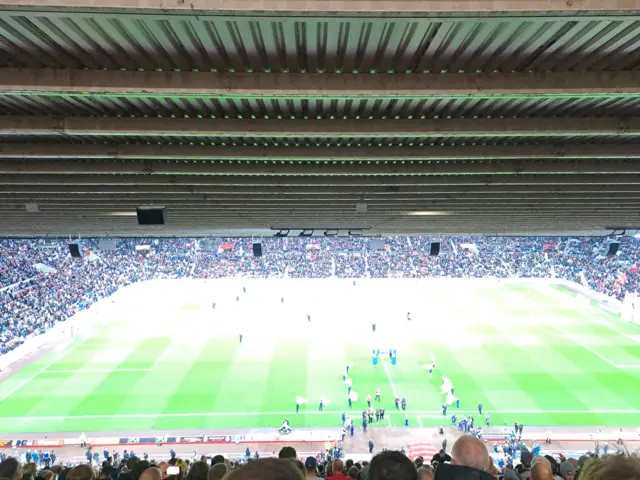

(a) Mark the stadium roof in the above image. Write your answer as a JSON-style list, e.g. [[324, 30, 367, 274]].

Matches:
[[1, 0, 640, 237]]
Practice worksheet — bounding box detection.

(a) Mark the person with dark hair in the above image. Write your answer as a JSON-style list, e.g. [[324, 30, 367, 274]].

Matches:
[[185, 462, 209, 480], [430, 450, 451, 465], [210, 456, 224, 468], [279, 447, 297, 460], [67, 465, 95, 480], [0, 458, 22, 480], [348, 467, 359, 480], [369, 451, 416, 480], [226, 458, 303, 480], [131, 460, 151, 480]]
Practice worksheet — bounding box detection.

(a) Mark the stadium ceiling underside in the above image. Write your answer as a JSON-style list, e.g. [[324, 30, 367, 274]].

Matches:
[[1, 0, 640, 237]]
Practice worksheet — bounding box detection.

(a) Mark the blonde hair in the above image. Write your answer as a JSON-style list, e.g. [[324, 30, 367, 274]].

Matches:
[[579, 454, 640, 480]]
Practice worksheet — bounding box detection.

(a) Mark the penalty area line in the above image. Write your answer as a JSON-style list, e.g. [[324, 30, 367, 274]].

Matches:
[[5, 408, 640, 422]]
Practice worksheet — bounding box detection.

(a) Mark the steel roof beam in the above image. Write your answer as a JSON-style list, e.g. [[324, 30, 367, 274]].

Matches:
[[1, 116, 639, 137], [3, 69, 640, 97], [1, 174, 639, 186], [1, 184, 638, 195], [0, 1, 635, 13], [2, 158, 640, 175], [1, 143, 638, 160], [5, 194, 640, 202]]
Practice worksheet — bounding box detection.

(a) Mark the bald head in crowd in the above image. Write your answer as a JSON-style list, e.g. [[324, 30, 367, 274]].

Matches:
[[227, 459, 303, 480], [208, 464, 228, 480], [451, 435, 490, 472], [531, 461, 554, 480], [139, 468, 162, 480]]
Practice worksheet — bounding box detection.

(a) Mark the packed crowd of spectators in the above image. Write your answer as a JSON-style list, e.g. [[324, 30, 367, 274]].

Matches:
[[1, 434, 639, 480], [2, 236, 640, 353]]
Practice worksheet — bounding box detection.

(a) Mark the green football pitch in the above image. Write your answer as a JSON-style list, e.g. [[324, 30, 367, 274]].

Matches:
[[1, 278, 640, 434]]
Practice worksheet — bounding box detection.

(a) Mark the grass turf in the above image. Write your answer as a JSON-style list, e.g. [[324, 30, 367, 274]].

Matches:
[[0, 278, 639, 434]]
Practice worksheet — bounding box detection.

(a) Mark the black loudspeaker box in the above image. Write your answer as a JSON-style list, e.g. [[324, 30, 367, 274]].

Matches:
[[69, 244, 82, 258], [430, 242, 441, 256], [607, 242, 620, 256], [253, 243, 263, 257], [136, 208, 165, 225]]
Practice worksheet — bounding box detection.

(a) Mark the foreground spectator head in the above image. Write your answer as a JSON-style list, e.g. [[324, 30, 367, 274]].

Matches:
[[530, 461, 553, 480], [304, 458, 317, 477], [580, 454, 640, 480], [156, 463, 169, 480], [0, 459, 22, 480], [416, 466, 433, 480], [207, 464, 227, 480], [451, 435, 490, 472], [211, 457, 225, 468], [186, 462, 209, 480], [520, 452, 533, 470], [531, 457, 550, 468], [22, 465, 36, 478], [140, 469, 162, 480], [279, 447, 297, 460], [348, 467, 359, 479], [333, 460, 344, 476], [226, 459, 303, 480], [559, 462, 574, 480], [39, 472, 55, 480], [67, 465, 94, 480], [369, 451, 417, 480], [132, 461, 152, 480], [127, 458, 140, 473]]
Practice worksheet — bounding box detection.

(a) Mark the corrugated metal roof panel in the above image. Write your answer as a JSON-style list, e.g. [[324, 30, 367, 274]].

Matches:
[[0, 14, 639, 72], [1, 94, 640, 119]]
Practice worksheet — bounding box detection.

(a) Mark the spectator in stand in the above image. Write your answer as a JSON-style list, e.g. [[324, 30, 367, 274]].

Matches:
[[139, 470, 161, 480], [327, 460, 349, 480], [226, 458, 303, 480], [278, 447, 297, 460], [304, 458, 321, 480], [530, 461, 554, 480], [416, 466, 434, 480], [207, 464, 227, 480], [368, 451, 416, 480], [184, 462, 208, 480], [67, 465, 94, 480], [579, 454, 640, 480], [0, 458, 22, 480], [451, 435, 490, 472]]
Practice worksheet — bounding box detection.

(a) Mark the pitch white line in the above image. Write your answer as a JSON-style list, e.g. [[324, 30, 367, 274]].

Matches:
[[539, 283, 640, 370], [151, 345, 173, 370], [4, 408, 640, 422], [43, 368, 151, 374], [591, 317, 640, 345], [0, 347, 73, 402], [416, 416, 423, 427], [381, 358, 399, 398], [551, 324, 623, 369]]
